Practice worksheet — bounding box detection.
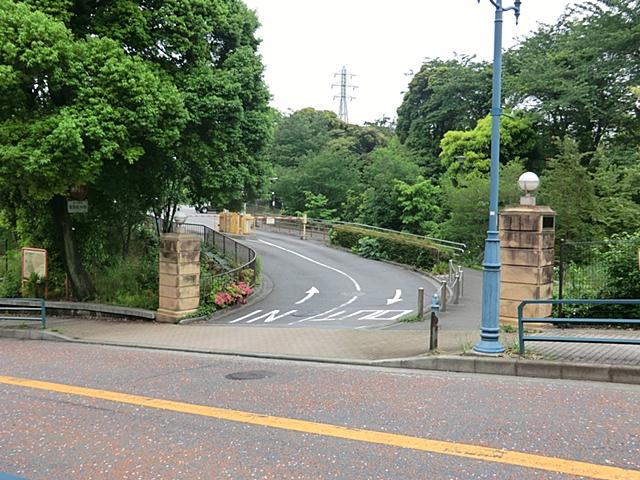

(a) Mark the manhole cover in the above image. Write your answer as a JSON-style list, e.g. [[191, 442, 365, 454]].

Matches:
[[225, 370, 275, 380]]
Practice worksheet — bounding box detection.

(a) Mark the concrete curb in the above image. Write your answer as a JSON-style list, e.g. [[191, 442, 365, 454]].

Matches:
[[374, 355, 640, 385], [2, 327, 638, 386]]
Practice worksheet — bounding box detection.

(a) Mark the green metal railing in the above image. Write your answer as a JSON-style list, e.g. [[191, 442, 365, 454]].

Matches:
[[0, 298, 46, 328], [518, 299, 640, 354]]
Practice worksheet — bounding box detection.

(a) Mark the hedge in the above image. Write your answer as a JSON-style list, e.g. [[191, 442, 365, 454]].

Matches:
[[329, 224, 452, 271]]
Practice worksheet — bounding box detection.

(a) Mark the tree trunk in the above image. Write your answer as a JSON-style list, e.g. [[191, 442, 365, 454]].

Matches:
[[52, 196, 96, 300]]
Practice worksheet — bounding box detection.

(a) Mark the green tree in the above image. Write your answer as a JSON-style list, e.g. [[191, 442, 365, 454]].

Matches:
[[394, 177, 442, 236], [505, 0, 640, 156], [396, 57, 492, 177], [0, 0, 270, 298], [274, 144, 361, 217], [355, 139, 421, 229], [440, 161, 523, 256], [439, 114, 541, 185], [538, 138, 602, 242]]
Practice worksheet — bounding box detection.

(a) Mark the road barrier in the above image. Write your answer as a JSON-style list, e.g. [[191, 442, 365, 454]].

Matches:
[[0, 298, 46, 328], [518, 299, 640, 354]]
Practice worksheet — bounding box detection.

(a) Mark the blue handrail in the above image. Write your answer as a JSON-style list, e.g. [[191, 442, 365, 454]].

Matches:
[[0, 298, 46, 328], [518, 299, 640, 354]]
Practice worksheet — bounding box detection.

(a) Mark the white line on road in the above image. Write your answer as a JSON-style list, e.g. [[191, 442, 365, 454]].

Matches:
[[289, 295, 359, 325], [258, 239, 361, 292]]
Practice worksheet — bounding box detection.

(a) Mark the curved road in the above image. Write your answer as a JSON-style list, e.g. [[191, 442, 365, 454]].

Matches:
[[181, 209, 438, 329]]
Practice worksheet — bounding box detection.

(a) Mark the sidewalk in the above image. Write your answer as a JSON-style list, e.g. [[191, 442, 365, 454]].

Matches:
[[1, 268, 639, 384]]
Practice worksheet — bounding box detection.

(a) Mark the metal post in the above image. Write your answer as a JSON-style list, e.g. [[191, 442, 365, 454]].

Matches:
[[558, 238, 565, 317], [440, 280, 448, 313], [459, 267, 464, 297], [430, 294, 439, 351], [474, 0, 520, 355], [453, 273, 460, 304], [417, 287, 425, 320], [235, 242, 238, 264], [517, 302, 525, 355]]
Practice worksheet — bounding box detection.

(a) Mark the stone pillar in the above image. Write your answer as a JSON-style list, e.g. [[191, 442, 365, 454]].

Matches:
[[499, 205, 556, 328], [156, 233, 200, 322]]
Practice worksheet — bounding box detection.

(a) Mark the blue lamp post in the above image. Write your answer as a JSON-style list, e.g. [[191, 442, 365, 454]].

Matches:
[[473, 0, 521, 355]]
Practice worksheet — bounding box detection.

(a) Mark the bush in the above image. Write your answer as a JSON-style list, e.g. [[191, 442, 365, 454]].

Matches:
[[330, 225, 452, 271], [352, 237, 386, 260], [0, 250, 22, 298], [93, 246, 159, 310]]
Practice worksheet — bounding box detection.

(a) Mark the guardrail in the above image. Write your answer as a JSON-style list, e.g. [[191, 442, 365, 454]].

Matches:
[[518, 299, 640, 354], [0, 298, 46, 328], [255, 215, 467, 253]]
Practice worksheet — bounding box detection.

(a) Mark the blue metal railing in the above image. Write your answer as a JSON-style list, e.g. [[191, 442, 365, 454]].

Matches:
[[518, 299, 640, 354], [0, 298, 46, 328]]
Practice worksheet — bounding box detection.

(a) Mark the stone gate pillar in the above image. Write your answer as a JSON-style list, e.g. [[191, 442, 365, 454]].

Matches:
[[157, 233, 200, 322], [499, 205, 556, 328]]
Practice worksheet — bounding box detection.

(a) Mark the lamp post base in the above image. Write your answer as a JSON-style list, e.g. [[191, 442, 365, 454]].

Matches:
[[471, 340, 505, 356]]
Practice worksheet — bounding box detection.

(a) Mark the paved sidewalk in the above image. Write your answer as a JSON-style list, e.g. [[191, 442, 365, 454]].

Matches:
[[1, 268, 639, 383]]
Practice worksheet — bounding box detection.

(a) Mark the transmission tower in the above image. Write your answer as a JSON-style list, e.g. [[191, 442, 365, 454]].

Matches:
[[332, 66, 357, 123]]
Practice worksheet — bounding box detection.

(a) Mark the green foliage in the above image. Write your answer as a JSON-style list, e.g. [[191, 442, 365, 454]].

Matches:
[[396, 56, 492, 176], [355, 138, 421, 229], [274, 144, 361, 217], [505, 0, 640, 155], [93, 246, 159, 310], [394, 176, 442, 236], [538, 138, 602, 243], [439, 161, 523, 257], [331, 225, 451, 271], [0, 250, 21, 298], [439, 114, 541, 184], [301, 191, 336, 220], [352, 237, 386, 260]]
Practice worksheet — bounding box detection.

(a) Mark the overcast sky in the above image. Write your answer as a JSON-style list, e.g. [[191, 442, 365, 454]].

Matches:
[[242, 0, 578, 125]]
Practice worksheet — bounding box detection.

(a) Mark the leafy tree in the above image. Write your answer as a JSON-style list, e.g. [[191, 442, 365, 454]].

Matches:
[[396, 57, 492, 177], [439, 114, 541, 185], [274, 144, 361, 217], [394, 177, 442, 236], [505, 0, 640, 156], [439, 161, 524, 255], [355, 139, 421, 229], [0, 0, 270, 298], [301, 191, 336, 220], [266, 108, 340, 168], [538, 138, 602, 243]]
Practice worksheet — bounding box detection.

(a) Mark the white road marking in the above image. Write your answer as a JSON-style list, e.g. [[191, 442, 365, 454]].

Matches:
[[258, 239, 361, 292], [295, 287, 320, 305], [229, 310, 263, 324], [289, 295, 359, 325], [386, 289, 403, 305], [247, 309, 298, 324]]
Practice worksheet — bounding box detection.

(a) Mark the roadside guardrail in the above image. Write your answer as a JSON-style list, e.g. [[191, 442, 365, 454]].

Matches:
[[518, 299, 640, 354], [0, 298, 46, 328]]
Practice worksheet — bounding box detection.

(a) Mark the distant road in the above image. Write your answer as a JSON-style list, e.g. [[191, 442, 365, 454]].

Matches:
[[181, 208, 438, 329]]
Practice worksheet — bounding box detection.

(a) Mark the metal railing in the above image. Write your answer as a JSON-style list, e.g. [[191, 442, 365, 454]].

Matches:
[[0, 298, 46, 328], [153, 217, 257, 300], [518, 299, 640, 354], [255, 215, 467, 253]]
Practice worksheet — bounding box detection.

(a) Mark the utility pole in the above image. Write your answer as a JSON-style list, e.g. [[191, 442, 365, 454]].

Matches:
[[332, 66, 357, 123]]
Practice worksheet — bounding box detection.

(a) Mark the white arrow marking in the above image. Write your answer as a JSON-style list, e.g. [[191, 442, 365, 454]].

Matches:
[[386, 289, 403, 305], [295, 287, 319, 305]]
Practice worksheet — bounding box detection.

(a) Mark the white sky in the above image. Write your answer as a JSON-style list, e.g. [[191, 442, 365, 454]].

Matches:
[[243, 0, 578, 125]]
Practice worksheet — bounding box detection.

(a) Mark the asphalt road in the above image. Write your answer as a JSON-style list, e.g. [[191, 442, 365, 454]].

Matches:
[[1, 340, 639, 480], [181, 208, 438, 329]]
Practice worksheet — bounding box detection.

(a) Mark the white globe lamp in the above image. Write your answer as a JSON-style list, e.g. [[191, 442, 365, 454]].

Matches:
[[518, 172, 539, 205]]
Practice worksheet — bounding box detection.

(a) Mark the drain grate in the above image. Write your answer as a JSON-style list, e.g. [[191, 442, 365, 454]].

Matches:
[[225, 370, 275, 380]]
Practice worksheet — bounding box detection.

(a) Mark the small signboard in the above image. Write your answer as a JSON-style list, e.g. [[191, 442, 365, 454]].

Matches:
[[266, 217, 275, 225], [67, 200, 88, 214], [22, 248, 47, 281], [302, 213, 308, 224]]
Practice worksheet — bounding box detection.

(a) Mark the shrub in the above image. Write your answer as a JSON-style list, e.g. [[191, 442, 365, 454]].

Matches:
[[212, 281, 252, 309], [352, 237, 386, 260], [330, 225, 452, 271]]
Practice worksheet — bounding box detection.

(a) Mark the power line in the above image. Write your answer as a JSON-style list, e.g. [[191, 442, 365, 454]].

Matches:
[[331, 66, 357, 123]]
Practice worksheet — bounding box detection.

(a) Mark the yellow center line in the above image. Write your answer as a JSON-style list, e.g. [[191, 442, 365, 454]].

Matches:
[[0, 375, 638, 480]]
